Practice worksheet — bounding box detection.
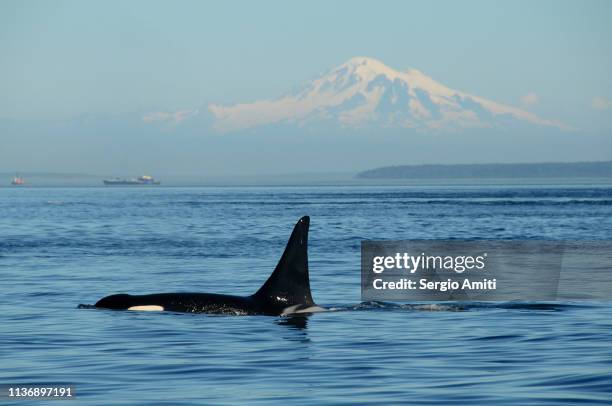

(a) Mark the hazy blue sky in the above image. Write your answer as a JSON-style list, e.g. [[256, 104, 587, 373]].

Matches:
[[1, 0, 611, 175], [2, 0, 611, 123]]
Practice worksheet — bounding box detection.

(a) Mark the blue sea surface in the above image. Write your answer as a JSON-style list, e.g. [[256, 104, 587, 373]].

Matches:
[[1, 185, 612, 405]]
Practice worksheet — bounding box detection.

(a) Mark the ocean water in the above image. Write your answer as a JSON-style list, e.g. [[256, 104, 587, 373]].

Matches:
[[1, 185, 612, 405]]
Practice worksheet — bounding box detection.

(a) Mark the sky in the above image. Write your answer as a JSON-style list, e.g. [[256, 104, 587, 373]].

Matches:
[[1, 0, 611, 175]]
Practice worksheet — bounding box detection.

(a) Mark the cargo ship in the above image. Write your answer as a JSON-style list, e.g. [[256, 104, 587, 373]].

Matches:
[[103, 175, 161, 186]]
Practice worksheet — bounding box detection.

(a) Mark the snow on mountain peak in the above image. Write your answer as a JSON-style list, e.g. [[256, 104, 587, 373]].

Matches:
[[208, 57, 567, 133]]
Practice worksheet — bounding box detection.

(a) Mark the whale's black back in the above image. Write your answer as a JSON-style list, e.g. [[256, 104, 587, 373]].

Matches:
[[93, 216, 315, 315]]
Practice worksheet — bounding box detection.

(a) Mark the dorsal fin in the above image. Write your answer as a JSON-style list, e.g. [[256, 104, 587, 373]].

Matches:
[[252, 216, 314, 306]]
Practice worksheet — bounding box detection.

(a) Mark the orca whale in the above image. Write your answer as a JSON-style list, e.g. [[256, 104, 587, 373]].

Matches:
[[94, 216, 321, 316]]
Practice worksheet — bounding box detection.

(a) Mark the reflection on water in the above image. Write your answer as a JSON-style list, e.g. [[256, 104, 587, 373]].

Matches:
[[277, 315, 310, 330]]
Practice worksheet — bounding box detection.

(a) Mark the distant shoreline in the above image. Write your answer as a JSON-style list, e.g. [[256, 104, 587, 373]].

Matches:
[[3, 162, 612, 187], [356, 161, 612, 180]]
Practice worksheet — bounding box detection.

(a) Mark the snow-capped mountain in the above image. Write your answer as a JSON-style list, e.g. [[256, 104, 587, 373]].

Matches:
[[208, 57, 566, 133]]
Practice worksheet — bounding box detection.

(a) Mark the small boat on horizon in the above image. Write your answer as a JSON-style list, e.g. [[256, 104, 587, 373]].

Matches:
[[11, 174, 25, 186], [103, 175, 161, 186]]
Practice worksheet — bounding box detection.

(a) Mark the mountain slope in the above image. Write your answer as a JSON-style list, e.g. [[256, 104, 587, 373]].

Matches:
[[208, 57, 567, 133]]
